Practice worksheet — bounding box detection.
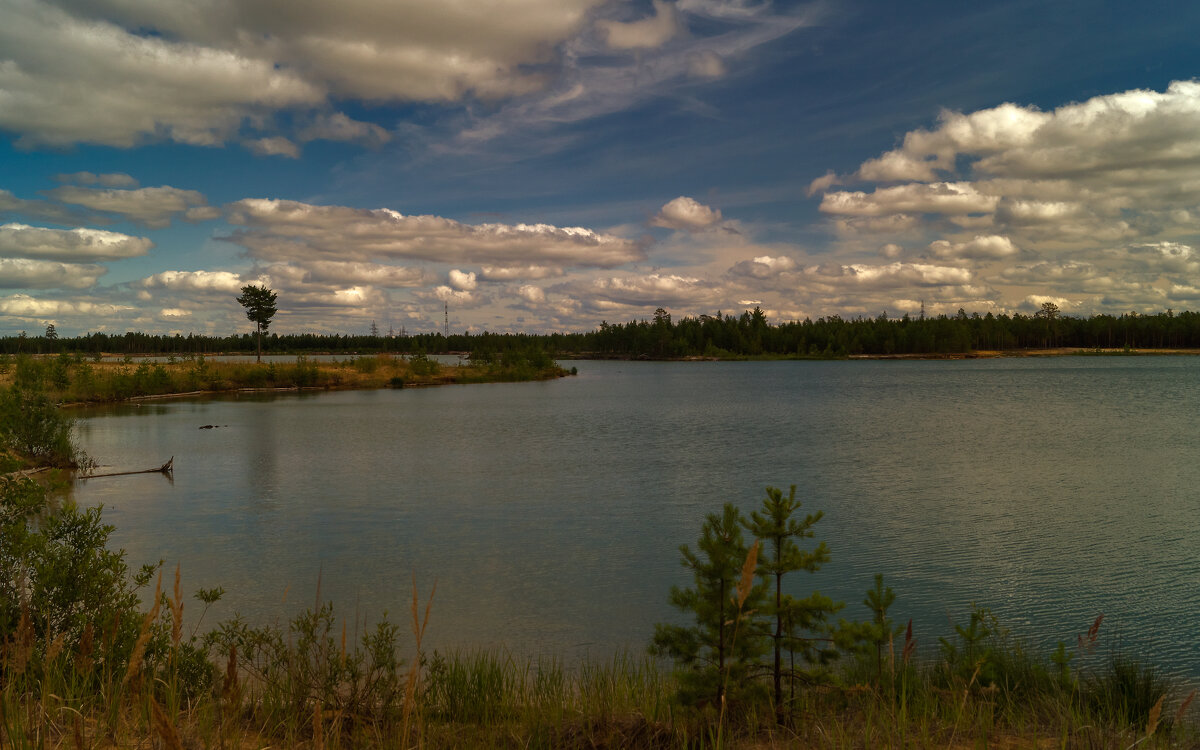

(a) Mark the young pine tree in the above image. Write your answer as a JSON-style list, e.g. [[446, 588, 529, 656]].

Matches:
[[652, 503, 766, 707], [743, 485, 843, 720]]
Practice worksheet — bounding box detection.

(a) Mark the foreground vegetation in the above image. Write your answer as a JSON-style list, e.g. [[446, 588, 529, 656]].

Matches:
[[2, 392, 1197, 748], [0, 350, 571, 406]]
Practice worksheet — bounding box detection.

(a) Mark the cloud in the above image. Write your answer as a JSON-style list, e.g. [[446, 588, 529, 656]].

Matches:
[[518, 284, 546, 304], [448, 269, 478, 291], [298, 112, 390, 147], [0, 223, 153, 261], [927, 235, 1020, 261], [727, 255, 796, 279], [139, 270, 246, 293], [479, 265, 564, 281], [0, 294, 133, 320], [687, 50, 726, 78], [283, 260, 428, 288], [582, 273, 712, 308], [44, 185, 213, 228], [0, 0, 323, 148], [0, 190, 97, 226], [0, 0, 604, 148], [598, 0, 681, 50], [54, 172, 140, 188], [0, 258, 106, 289], [820, 183, 998, 218], [245, 137, 301, 159], [226, 198, 644, 267], [651, 196, 723, 231]]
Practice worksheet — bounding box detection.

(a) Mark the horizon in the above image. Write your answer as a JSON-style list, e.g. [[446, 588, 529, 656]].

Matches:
[[4, 1, 1200, 337]]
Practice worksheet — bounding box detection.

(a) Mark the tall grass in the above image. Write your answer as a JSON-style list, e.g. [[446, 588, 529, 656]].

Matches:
[[0, 352, 570, 407]]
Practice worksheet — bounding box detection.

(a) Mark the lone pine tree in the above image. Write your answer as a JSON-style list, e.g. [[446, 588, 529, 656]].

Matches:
[[236, 284, 278, 363]]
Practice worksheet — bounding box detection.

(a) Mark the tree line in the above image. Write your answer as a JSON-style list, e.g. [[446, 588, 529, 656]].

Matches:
[[8, 305, 1200, 358]]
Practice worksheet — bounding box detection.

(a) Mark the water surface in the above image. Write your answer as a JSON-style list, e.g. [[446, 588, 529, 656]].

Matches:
[[72, 357, 1200, 674]]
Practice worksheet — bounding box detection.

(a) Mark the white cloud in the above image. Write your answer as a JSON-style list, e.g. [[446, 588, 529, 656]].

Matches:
[[927, 235, 1020, 261], [598, 0, 681, 50], [45, 185, 212, 227], [0, 258, 105, 289], [0, 294, 132, 319], [0, 0, 322, 148], [651, 196, 723, 231], [139, 270, 246, 293], [479, 264, 564, 281], [226, 199, 644, 267], [448, 269, 478, 291], [0, 223, 153, 261], [245, 137, 300, 159], [299, 112, 390, 147], [820, 183, 998, 217], [727, 255, 796, 278], [518, 284, 547, 304], [0, 0, 606, 148]]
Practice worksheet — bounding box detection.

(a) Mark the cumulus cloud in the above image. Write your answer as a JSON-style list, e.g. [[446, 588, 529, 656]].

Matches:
[[651, 196, 723, 231], [448, 269, 478, 291], [0, 190, 96, 226], [0, 223, 153, 261], [598, 0, 681, 50], [0, 0, 322, 148], [298, 112, 390, 147], [54, 172, 140, 188], [245, 137, 301, 159], [807, 80, 1200, 315], [518, 284, 547, 304], [0, 294, 133, 319], [727, 255, 797, 279], [927, 235, 1020, 261], [0, 258, 105, 289], [0, 0, 602, 148], [44, 185, 213, 228], [139, 270, 246, 293], [585, 273, 711, 307], [226, 199, 643, 267], [479, 264, 564, 281], [820, 183, 998, 218]]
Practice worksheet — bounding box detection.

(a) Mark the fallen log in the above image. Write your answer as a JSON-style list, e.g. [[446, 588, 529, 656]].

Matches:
[[80, 457, 173, 480]]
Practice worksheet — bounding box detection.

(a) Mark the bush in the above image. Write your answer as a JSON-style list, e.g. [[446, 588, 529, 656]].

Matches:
[[0, 476, 151, 682], [0, 386, 84, 467]]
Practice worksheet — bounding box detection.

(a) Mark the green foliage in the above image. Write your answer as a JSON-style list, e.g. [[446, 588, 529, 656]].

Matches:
[[408, 351, 440, 376], [208, 602, 407, 739], [0, 476, 146, 682], [743, 485, 843, 716], [236, 284, 278, 361], [651, 503, 766, 707], [1084, 654, 1174, 728], [861, 573, 902, 686], [0, 385, 85, 467]]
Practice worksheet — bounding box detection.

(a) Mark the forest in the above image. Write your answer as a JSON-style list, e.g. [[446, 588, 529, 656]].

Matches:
[[8, 305, 1200, 358]]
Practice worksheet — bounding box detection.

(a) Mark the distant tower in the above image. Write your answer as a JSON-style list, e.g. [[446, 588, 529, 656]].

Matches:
[[920, 299, 925, 321], [444, 302, 449, 338]]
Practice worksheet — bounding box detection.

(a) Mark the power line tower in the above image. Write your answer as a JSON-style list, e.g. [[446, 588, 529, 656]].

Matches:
[[444, 302, 449, 338]]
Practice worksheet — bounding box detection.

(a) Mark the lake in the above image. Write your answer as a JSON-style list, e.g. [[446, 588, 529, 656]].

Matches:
[[71, 357, 1200, 676]]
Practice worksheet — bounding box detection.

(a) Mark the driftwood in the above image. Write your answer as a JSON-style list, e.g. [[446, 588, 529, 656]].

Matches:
[[80, 457, 174, 480]]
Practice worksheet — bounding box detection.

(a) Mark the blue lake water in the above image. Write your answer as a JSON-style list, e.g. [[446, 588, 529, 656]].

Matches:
[[71, 357, 1200, 676]]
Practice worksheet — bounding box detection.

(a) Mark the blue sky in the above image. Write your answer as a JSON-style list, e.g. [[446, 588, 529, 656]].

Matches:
[[3, 0, 1200, 336]]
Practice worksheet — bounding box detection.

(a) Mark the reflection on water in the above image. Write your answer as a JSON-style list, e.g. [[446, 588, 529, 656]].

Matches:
[[72, 358, 1200, 673]]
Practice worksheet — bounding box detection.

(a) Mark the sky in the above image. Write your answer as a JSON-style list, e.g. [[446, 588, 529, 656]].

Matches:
[[3, 0, 1200, 337]]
